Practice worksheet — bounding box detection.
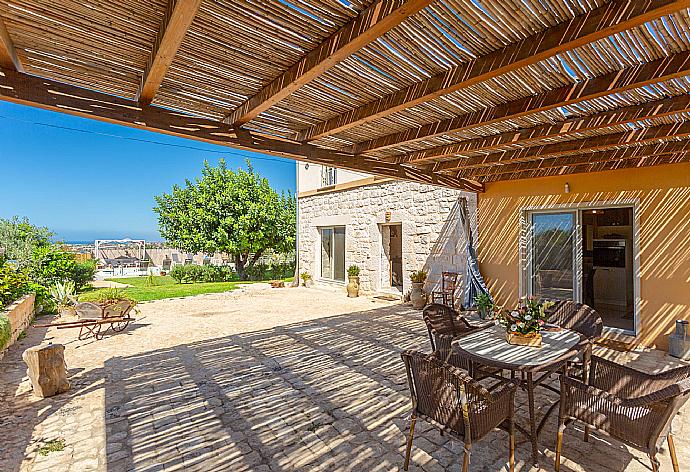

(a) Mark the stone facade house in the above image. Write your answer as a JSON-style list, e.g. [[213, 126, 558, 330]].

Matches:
[[296, 163, 477, 299]]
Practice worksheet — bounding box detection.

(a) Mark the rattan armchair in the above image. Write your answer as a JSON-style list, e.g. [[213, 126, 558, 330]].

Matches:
[[423, 304, 491, 357], [556, 355, 690, 472], [423, 304, 495, 375], [547, 301, 603, 340], [401, 350, 517, 472], [547, 301, 603, 381]]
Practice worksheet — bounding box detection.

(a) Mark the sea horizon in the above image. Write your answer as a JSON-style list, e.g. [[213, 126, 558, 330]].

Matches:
[[61, 239, 164, 245]]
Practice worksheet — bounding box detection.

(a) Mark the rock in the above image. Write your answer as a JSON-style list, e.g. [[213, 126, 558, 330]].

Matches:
[[22, 344, 70, 398]]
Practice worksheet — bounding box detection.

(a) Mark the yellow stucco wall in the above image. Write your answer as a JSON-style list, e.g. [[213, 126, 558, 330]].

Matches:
[[477, 162, 690, 349]]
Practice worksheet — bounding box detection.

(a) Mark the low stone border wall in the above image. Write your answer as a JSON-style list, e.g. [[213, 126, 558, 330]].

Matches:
[[0, 293, 35, 361]]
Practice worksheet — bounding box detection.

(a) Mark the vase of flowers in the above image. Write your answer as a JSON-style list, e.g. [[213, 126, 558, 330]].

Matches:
[[501, 297, 554, 347]]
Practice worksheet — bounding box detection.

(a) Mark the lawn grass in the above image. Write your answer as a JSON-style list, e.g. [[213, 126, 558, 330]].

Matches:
[[79, 276, 240, 303], [79, 275, 294, 303]]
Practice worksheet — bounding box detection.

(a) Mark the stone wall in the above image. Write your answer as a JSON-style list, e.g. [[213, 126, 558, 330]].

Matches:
[[297, 180, 477, 299], [0, 293, 35, 360]]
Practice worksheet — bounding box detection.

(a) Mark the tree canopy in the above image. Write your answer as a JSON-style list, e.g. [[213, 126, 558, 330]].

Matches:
[[154, 160, 295, 276], [0, 216, 53, 269]]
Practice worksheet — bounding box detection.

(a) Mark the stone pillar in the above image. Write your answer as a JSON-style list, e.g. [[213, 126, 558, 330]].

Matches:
[[22, 344, 70, 398]]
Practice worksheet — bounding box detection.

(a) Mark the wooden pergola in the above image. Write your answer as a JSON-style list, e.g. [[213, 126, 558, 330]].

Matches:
[[1, 0, 689, 192]]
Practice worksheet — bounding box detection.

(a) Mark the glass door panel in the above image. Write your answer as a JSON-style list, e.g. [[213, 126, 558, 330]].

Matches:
[[529, 212, 576, 300], [333, 227, 345, 281], [321, 228, 333, 279]]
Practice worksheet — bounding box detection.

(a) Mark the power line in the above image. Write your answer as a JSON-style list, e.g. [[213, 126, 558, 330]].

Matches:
[[0, 113, 296, 166]]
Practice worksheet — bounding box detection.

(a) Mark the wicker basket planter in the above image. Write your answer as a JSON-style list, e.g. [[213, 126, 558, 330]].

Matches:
[[505, 331, 542, 347]]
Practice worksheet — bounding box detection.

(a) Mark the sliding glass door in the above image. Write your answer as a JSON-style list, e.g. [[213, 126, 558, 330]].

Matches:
[[527, 212, 577, 300], [525, 206, 637, 334], [320, 226, 345, 281]]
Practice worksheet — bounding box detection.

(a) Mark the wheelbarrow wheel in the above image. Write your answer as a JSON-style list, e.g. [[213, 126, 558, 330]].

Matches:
[[111, 319, 130, 332]]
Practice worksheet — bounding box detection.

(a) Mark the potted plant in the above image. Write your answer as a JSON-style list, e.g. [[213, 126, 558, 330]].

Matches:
[[474, 292, 494, 320], [300, 271, 312, 287], [49, 280, 77, 318], [500, 297, 554, 347], [346, 265, 360, 297], [409, 270, 428, 310]]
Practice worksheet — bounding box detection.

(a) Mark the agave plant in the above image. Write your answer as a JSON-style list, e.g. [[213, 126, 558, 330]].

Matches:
[[49, 280, 77, 313]]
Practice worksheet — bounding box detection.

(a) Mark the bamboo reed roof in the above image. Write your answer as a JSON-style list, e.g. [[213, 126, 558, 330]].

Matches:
[[1, 0, 690, 191]]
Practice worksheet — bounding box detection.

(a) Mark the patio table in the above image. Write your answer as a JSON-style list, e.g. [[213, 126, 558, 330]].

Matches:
[[452, 324, 589, 467]]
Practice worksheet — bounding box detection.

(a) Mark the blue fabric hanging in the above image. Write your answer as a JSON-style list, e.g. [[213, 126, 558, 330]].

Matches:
[[459, 198, 493, 308]]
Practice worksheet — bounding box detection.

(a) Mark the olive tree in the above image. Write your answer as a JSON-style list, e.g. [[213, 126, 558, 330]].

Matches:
[[154, 159, 295, 278]]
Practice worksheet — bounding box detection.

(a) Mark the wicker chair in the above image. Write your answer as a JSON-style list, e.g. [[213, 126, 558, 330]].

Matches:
[[423, 304, 491, 354], [547, 301, 603, 340], [423, 303, 495, 374], [431, 272, 459, 309], [547, 301, 603, 380], [401, 350, 517, 472], [555, 355, 690, 472]]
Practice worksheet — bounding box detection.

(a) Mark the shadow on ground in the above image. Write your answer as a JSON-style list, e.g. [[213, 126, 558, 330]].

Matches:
[[97, 304, 644, 472]]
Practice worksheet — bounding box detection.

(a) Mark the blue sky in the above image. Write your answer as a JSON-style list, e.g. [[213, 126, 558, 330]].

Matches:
[[0, 101, 296, 242]]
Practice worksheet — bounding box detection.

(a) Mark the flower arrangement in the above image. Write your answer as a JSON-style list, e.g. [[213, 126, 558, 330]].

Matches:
[[501, 297, 554, 346]]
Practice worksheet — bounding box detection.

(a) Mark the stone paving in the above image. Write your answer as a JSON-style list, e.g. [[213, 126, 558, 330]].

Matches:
[[0, 284, 688, 471]]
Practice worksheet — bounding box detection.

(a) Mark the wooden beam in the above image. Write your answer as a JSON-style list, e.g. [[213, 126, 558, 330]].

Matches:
[[465, 139, 690, 179], [351, 52, 690, 154], [0, 16, 22, 72], [0, 68, 477, 191], [484, 151, 690, 183], [441, 120, 690, 174], [224, 0, 433, 127], [137, 0, 203, 105], [397, 94, 690, 164], [300, 0, 689, 142]]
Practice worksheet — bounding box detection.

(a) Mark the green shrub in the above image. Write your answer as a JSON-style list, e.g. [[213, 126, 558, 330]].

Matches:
[[72, 260, 97, 289], [0, 315, 11, 350], [244, 262, 294, 281], [0, 216, 52, 270], [30, 246, 95, 291], [171, 264, 240, 283], [347, 265, 360, 277], [200, 265, 237, 283], [169, 264, 184, 283], [0, 263, 29, 310], [28, 282, 54, 314]]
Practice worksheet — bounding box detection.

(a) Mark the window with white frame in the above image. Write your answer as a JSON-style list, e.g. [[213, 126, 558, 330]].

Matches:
[[320, 226, 345, 281], [321, 166, 337, 187]]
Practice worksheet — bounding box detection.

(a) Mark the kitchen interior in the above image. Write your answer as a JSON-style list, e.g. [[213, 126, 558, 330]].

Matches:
[[581, 207, 635, 332]]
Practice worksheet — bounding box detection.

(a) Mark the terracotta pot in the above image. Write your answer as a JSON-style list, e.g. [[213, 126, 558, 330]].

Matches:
[[410, 282, 427, 310], [346, 276, 360, 297]]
